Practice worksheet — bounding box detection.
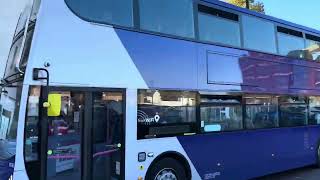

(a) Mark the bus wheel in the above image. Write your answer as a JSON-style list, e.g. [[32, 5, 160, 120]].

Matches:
[[146, 158, 188, 180]]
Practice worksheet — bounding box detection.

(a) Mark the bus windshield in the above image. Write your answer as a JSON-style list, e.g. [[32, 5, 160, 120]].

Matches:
[[4, 24, 35, 78], [4, 2, 34, 78], [0, 84, 23, 160]]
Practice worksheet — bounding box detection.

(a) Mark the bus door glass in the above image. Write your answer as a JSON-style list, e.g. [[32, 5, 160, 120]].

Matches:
[[46, 91, 84, 180], [92, 92, 123, 180], [45, 90, 124, 180]]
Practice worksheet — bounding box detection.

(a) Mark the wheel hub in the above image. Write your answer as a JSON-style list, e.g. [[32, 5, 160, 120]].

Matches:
[[155, 169, 177, 180]]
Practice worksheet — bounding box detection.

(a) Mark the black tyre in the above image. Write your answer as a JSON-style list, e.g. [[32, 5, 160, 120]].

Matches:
[[146, 158, 188, 180]]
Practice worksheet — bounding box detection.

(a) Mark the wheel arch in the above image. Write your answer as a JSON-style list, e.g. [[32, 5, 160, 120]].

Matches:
[[146, 151, 192, 180]]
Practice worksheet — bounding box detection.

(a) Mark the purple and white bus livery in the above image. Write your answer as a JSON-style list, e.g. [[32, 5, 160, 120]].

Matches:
[[1, 0, 320, 180]]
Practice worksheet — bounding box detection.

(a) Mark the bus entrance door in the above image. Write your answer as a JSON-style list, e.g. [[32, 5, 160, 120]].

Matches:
[[44, 90, 124, 180], [91, 91, 124, 180]]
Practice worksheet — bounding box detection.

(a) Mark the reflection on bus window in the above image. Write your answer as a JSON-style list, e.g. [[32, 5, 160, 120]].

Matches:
[[25, 86, 40, 162], [305, 38, 320, 61], [5, 39, 22, 77], [19, 27, 35, 69], [137, 90, 196, 139], [242, 15, 277, 53], [139, 0, 195, 38], [47, 91, 84, 180], [65, 0, 134, 27], [92, 92, 123, 180], [309, 96, 320, 125], [277, 27, 305, 59], [200, 97, 242, 132], [198, 5, 241, 47], [245, 96, 278, 129], [0, 85, 23, 161], [279, 96, 307, 127]]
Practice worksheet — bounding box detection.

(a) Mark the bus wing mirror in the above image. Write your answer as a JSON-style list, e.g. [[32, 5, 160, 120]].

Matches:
[[45, 94, 61, 117]]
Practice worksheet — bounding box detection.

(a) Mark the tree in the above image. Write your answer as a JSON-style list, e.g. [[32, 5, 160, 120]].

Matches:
[[226, 0, 265, 13]]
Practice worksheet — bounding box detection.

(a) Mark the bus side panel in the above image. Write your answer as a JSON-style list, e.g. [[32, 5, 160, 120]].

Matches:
[[117, 29, 320, 96], [125, 89, 202, 180], [177, 127, 317, 180], [115, 29, 199, 91], [308, 126, 320, 163], [0, 156, 14, 180]]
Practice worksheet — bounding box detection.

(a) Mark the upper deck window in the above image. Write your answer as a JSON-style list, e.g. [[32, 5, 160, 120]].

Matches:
[[305, 34, 320, 61], [242, 15, 277, 53], [198, 5, 241, 47], [277, 27, 305, 59], [65, 0, 134, 27], [138, 0, 195, 38]]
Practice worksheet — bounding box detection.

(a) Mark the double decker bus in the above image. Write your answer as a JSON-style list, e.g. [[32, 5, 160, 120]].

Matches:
[[1, 0, 320, 179]]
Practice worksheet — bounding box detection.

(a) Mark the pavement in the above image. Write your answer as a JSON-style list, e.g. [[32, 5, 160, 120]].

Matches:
[[255, 166, 320, 180]]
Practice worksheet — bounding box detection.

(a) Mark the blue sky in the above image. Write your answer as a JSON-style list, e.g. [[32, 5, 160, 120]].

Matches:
[[261, 0, 320, 30]]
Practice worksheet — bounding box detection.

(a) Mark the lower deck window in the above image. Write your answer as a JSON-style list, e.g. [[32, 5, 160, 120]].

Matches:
[[309, 96, 320, 125], [137, 92, 320, 138], [137, 90, 196, 139], [200, 96, 243, 132], [279, 96, 307, 127], [245, 95, 279, 129]]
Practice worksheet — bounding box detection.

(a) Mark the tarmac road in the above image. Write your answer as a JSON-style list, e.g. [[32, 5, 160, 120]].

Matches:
[[256, 166, 320, 180]]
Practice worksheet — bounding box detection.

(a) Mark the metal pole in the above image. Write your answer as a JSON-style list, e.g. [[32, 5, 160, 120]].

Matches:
[[246, 0, 250, 9]]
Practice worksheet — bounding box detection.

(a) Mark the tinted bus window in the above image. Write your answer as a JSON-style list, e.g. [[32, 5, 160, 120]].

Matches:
[[0, 85, 23, 161], [137, 90, 196, 139], [305, 38, 320, 61], [25, 86, 41, 162], [65, 0, 133, 27], [277, 28, 305, 59], [139, 0, 195, 38], [242, 15, 277, 53], [245, 96, 278, 129], [200, 97, 242, 132], [309, 96, 320, 125], [92, 92, 123, 180], [46, 91, 84, 180], [279, 96, 307, 127], [198, 11, 241, 47], [4, 37, 23, 78]]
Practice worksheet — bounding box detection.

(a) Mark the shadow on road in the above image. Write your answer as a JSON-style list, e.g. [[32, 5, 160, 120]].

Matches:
[[254, 166, 320, 180]]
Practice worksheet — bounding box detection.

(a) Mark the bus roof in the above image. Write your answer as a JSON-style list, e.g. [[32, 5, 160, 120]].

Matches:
[[202, 0, 320, 36]]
